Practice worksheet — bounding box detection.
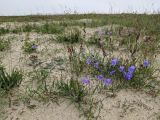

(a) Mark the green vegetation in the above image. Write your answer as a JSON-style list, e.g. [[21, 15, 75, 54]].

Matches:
[[0, 28, 9, 35], [0, 22, 64, 35], [36, 22, 64, 34], [0, 66, 23, 92], [56, 79, 87, 103], [0, 14, 159, 35], [22, 41, 37, 53], [0, 39, 10, 51], [57, 28, 82, 43]]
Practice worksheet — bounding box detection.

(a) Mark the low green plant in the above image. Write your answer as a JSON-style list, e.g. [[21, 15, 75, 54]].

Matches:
[[27, 68, 59, 103], [11, 23, 35, 33], [28, 69, 49, 91], [22, 41, 37, 53], [22, 24, 35, 32], [0, 28, 9, 35], [27, 81, 58, 103], [0, 39, 10, 51], [0, 66, 23, 92], [36, 22, 64, 34], [87, 34, 98, 45], [57, 28, 82, 44], [56, 78, 87, 103]]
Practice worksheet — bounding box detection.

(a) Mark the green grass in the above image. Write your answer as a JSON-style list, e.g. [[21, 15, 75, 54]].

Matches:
[[22, 41, 37, 53], [0, 39, 10, 51], [0, 66, 23, 92], [0, 22, 64, 35], [0, 28, 10, 35], [57, 28, 82, 44], [56, 78, 87, 103], [0, 14, 159, 35], [35, 22, 64, 34], [16, 23, 64, 34]]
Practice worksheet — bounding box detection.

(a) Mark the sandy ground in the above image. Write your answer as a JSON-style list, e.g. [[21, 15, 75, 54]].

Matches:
[[3, 90, 160, 120], [6, 99, 85, 120], [100, 90, 160, 120], [0, 24, 160, 120]]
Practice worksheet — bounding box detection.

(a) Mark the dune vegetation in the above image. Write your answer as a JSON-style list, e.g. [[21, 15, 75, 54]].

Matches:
[[0, 14, 160, 120]]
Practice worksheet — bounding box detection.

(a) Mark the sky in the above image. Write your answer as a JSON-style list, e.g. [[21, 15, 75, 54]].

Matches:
[[0, 0, 160, 16]]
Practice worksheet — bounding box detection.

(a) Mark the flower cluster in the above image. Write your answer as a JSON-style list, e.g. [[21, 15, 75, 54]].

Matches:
[[120, 60, 149, 80], [81, 75, 112, 86], [121, 65, 136, 80], [96, 74, 112, 86], [83, 57, 150, 85]]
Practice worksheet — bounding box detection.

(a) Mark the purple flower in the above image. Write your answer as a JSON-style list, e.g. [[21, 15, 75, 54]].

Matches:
[[103, 78, 112, 86], [96, 75, 104, 81], [81, 77, 90, 85], [94, 61, 99, 69], [123, 72, 133, 80], [32, 44, 38, 50], [111, 58, 118, 66], [86, 58, 92, 65], [119, 66, 125, 72], [128, 65, 136, 73], [109, 70, 116, 75], [143, 60, 150, 67]]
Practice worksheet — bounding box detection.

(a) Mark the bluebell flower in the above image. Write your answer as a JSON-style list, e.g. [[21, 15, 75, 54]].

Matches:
[[109, 70, 116, 75], [96, 75, 104, 81], [128, 65, 136, 73], [86, 58, 92, 65], [123, 72, 133, 80], [103, 78, 112, 86], [111, 58, 118, 66], [32, 44, 38, 50], [81, 77, 90, 85], [119, 66, 125, 72], [143, 60, 150, 67]]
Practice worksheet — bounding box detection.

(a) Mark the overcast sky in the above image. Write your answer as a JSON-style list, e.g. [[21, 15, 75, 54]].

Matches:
[[0, 0, 160, 16]]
